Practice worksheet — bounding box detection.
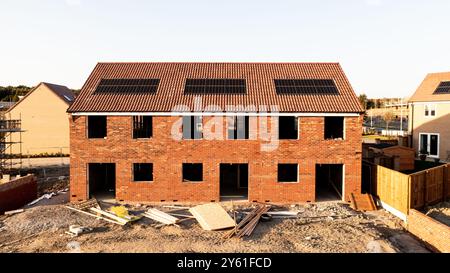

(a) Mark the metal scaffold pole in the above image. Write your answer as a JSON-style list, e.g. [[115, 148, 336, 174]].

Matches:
[[0, 112, 23, 177]]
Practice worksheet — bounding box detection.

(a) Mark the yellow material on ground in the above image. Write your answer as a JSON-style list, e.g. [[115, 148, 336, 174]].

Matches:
[[110, 206, 129, 218]]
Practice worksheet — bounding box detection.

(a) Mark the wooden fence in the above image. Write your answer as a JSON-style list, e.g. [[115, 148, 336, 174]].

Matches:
[[409, 164, 450, 209], [364, 162, 450, 220]]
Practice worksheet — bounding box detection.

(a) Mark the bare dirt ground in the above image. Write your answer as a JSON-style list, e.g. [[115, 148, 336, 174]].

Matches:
[[0, 193, 430, 253], [424, 201, 450, 226]]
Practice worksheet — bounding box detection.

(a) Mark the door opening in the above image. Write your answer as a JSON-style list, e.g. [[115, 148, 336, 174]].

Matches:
[[315, 164, 343, 202], [88, 163, 116, 200], [220, 163, 248, 201]]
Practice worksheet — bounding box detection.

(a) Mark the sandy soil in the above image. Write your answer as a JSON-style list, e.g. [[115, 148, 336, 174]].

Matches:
[[424, 201, 450, 226], [0, 196, 430, 253]]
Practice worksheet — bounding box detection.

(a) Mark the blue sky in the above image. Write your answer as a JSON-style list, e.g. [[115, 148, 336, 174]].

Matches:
[[1, 0, 449, 98]]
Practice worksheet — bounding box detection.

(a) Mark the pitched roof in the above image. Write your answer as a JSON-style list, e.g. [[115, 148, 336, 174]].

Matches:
[[7, 82, 75, 113], [67, 62, 363, 113], [409, 72, 450, 102], [42, 82, 76, 103]]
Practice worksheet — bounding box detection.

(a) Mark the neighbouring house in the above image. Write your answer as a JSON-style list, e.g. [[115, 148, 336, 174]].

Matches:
[[408, 72, 450, 162], [6, 82, 75, 155], [68, 62, 364, 203]]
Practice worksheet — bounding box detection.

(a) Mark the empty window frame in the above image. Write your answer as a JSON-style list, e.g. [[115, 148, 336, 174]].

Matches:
[[324, 117, 344, 140], [133, 163, 153, 182], [274, 79, 339, 94], [424, 104, 436, 117], [182, 163, 203, 182], [87, 116, 107, 139], [182, 116, 203, 139], [133, 116, 152, 138], [278, 164, 298, 183], [433, 81, 450, 94], [94, 79, 160, 93], [184, 79, 246, 94], [228, 116, 250, 140], [279, 116, 298, 139]]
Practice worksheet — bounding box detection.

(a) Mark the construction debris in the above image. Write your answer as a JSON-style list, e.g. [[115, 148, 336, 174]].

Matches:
[[266, 211, 299, 216], [66, 225, 93, 237], [189, 203, 236, 231], [71, 199, 99, 210], [349, 193, 377, 211], [27, 193, 56, 206], [4, 209, 25, 216], [90, 207, 130, 225], [109, 206, 141, 222], [223, 205, 270, 240], [142, 208, 179, 225], [65, 199, 133, 226]]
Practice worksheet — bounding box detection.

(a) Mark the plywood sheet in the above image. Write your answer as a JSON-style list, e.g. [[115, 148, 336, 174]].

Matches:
[[189, 203, 235, 231]]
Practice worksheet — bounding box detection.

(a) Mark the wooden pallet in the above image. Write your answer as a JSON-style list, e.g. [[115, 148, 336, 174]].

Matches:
[[71, 199, 99, 210], [349, 193, 377, 211]]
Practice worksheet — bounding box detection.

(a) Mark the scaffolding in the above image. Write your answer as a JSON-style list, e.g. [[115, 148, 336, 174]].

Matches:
[[0, 113, 23, 176]]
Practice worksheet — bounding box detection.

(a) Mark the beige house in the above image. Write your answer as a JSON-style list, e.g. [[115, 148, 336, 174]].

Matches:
[[6, 82, 75, 155], [408, 72, 450, 162]]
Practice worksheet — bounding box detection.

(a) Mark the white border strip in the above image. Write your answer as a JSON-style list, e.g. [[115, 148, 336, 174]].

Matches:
[[380, 200, 407, 222], [70, 112, 360, 117]]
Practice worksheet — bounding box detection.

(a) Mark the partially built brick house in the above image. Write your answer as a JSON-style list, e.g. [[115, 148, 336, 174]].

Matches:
[[68, 62, 364, 203]]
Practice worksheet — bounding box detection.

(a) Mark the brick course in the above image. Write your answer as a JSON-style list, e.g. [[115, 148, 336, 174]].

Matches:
[[407, 209, 450, 253], [0, 175, 37, 214], [70, 115, 362, 203]]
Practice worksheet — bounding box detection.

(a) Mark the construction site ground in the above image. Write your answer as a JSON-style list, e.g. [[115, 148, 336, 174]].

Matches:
[[0, 188, 430, 253], [423, 201, 450, 226]]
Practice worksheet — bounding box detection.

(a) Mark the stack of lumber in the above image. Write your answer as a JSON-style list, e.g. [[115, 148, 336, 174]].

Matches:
[[142, 208, 179, 225], [223, 204, 270, 240], [349, 193, 377, 211]]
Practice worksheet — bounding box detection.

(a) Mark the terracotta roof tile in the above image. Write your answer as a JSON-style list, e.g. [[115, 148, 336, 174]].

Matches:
[[68, 62, 363, 113], [409, 72, 450, 102]]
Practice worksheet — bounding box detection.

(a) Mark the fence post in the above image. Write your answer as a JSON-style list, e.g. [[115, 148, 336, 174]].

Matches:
[[407, 176, 411, 215], [424, 171, 428, 207], [444, 165, 449, 200]]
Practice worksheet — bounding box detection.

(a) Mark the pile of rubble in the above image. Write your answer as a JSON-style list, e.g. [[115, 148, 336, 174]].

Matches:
[[424, 201, 450, 226]]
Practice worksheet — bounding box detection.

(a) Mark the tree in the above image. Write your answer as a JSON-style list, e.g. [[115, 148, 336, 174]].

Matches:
[[0, 85, 32, 102], [358, 94, 368, 110], [366, 99, 375, 109], [376, 99, 384, 108], [383, 110, 395, 132]]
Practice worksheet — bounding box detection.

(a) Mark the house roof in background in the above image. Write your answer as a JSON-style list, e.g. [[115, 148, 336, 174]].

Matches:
[[6, 82, 75, 113], [68, 62, 363, 113], [409, 72, 450, 102]]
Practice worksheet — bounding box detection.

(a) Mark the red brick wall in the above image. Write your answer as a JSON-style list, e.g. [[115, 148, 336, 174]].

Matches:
[[0, 175, 37, 214], [407, 209, 450, 253], [70, 115, 362, 203]]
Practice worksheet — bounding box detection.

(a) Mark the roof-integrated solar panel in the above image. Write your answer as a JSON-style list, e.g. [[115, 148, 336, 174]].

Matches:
[[94, 79, 160, 93], [433, 81, 450, 94], [275, 79, 339, 94], [184, 79, 246, 94]]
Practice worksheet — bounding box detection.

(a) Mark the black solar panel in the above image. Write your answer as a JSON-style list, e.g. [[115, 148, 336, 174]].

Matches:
[[434, 81, 450, 94], [184, 79, 246, 94], [274, 79, 339, 94], [94, 79, 160, 93]]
